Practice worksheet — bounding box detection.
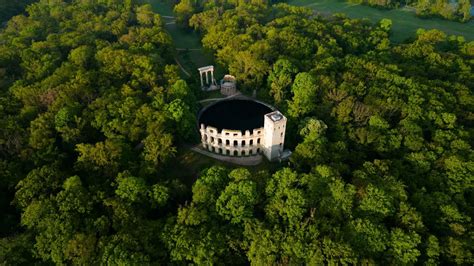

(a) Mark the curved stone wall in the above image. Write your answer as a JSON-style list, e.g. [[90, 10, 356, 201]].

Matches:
[[200, 124, 264, 156]]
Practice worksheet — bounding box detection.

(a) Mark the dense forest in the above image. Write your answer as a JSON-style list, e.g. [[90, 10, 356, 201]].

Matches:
[[0, 0, 196, 263], [347, 0, 472, 22], [1, 0, 473, 264]]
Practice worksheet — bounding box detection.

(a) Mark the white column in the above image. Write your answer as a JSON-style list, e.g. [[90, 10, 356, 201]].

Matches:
[[205, 71, 209, 84], [211, 71, 214, 84], [199, 71, 203, 86]]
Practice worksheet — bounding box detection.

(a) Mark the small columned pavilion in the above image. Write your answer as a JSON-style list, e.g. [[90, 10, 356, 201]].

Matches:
[[198, 65, 215, 88]]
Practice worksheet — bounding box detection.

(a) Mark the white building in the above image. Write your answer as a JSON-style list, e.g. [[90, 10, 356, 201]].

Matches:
[[220, 75, 238, 96], [199, 109, 287, 162], [263, 111, 287, 161]]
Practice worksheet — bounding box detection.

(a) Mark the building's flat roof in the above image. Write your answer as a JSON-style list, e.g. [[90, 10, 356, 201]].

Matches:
[[198, 65, 214, 71], [266, 111, 284, 122]]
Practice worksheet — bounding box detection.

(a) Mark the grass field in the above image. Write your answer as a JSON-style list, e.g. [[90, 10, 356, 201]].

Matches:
[[288, 0, 474, 42], [143, 0, 225, 78], [164, 147, 283, 187]]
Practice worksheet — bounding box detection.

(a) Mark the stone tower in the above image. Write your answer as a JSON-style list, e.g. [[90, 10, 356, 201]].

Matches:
[[263, 111, 287, 161]]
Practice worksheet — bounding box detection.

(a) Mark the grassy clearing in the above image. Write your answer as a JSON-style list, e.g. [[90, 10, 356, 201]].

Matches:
[[166, 147, 284, 187], [164, 148, 224, 187], [288, 0, 474, 42], [143, 0, 174, 17], [199, 89, 224, 100], [144, 0, 226, 78]]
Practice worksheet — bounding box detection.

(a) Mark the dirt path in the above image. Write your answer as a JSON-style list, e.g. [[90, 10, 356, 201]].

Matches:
[[174, 58, 191, 77]]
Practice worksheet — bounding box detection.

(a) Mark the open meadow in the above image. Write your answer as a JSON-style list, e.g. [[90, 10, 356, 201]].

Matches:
[[289, 0, 474, 42], [143, 0, 223, 78]]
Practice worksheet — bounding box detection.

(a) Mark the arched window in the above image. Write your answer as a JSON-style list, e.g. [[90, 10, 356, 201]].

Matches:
[[226, 139, 230, 145], [257, 138, 261, 144], [234, 150, 238, 156], [250, 139, 254, 145], [242, 140, 246, 147], [234, 140, 238, 147]]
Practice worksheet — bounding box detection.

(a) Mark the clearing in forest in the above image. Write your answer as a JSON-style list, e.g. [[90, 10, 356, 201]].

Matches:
[[144, 0, 223, 78], [289, 0, 474, 42]]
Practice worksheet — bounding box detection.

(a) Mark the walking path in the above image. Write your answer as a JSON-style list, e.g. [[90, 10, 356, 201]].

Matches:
[[174, 58, 191, 77], [191, 146, 263, 166], [159, 15, 193, 77], [198, 92, 241, 104], [147, 0, 218, 76]]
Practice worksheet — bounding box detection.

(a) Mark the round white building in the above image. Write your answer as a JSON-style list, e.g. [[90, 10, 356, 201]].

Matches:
[[220, 75, 238, 96], [198, 99, 286, 161]]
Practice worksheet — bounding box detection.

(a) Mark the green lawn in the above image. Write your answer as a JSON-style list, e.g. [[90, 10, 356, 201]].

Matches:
[[143, 0, 224, 78], [163, 148, 224, 187], [143, 0, 174, 16], [288, 0, 474, 42], [164, 147, 284, 187]]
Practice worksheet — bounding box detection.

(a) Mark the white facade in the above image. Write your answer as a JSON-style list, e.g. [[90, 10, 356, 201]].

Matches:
[[200, 125, 264, 156], [263, 111, 286, 161], [199, 110, 287, 161]]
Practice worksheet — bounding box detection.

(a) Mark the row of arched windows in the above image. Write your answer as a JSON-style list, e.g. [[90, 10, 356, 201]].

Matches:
[[203, 135, 261, 147], [203, 145, 261, 157]]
